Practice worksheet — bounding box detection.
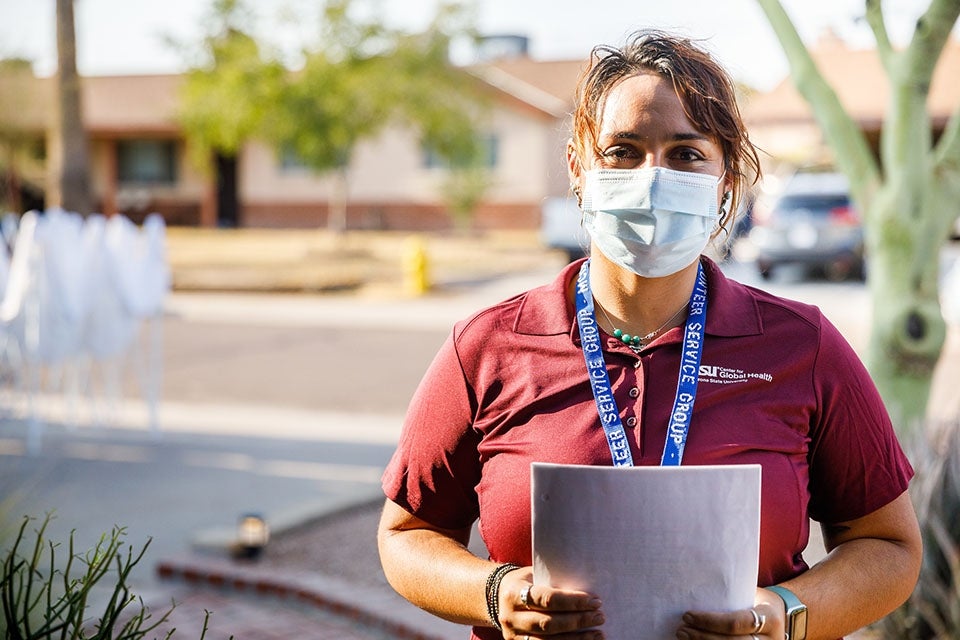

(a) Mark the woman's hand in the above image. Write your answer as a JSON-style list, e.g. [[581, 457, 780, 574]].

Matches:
[[675, 589, 784, 639], [497, 568, 606, 639]]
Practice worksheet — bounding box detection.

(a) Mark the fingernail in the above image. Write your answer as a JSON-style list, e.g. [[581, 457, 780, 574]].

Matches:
[[588, 597, 603, 608], [676, 631, 690, 640], [591, 612, 605, 625], [681, 613, 694, 624]]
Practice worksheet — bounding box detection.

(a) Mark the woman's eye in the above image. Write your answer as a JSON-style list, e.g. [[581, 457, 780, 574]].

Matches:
[[601, 147, 636, 162], [675, 148, 705, 162]]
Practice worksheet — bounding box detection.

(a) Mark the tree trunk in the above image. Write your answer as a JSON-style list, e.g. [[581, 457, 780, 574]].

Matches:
[[328, 166, 348, 233], [2, 143, 21, 212], [866, 183, 947, 431], [755, 0, 960, 432], [53, 0, 93, 215]]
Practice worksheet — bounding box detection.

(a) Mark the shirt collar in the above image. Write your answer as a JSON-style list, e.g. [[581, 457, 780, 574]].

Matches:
[[513, 257, 763, 339]]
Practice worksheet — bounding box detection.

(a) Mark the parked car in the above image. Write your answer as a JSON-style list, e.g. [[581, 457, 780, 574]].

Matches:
[[748, 171, 864, 281], [541, 196, 589, 262]]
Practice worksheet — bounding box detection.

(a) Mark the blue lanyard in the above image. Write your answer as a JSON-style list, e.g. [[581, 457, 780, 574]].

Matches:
[[574, 260, 708, 466]]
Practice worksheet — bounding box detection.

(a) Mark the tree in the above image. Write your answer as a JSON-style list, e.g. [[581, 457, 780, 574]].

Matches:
[[267, 0, 488, 232], [0, 59, 43, 213], [756, 0, 960, 431], [391, 2, 492, 232], [51, 0, 93, 215], [176, 0, 285, 225], [177, 0, 487, 231]]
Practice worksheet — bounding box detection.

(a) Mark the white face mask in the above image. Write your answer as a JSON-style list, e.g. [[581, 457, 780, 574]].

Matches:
[[581, 167, 723, 278]]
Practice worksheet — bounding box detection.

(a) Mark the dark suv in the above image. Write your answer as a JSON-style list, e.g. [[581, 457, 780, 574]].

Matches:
[[748, 172, 864, 281]]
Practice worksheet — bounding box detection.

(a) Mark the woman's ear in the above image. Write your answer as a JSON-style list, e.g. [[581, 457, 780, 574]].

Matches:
[[566, 140, 581, 181], [722, 170, 736, 200]]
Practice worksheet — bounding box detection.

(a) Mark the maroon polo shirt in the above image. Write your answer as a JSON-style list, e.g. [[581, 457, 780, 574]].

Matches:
[[383, 257, 911, 629]]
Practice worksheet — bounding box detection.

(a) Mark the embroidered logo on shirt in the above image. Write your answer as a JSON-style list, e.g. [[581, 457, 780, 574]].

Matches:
[[698, 364, 773, 385]]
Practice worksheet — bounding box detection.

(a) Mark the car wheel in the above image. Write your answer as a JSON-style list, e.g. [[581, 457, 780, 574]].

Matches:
[[824, 258, 855, 282]]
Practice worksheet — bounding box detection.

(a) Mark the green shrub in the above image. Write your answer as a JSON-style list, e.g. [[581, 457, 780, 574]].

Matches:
[[1, 514, 211, 640]]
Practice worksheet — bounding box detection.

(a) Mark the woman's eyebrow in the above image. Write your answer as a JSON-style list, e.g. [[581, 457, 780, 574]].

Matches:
[[673, 132, 710, 142], [603, 131, 710, 142]]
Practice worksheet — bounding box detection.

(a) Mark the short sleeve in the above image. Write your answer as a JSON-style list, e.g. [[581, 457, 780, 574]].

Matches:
[[381, 330, 483, 530], [807, 316, 913, 523]]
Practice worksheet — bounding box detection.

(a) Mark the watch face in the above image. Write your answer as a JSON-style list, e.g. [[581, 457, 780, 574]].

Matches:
[[789, 608, 808, 640]]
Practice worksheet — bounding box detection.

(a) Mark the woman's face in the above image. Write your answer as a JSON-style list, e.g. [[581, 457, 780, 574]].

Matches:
[[569, 71, 729, 196]]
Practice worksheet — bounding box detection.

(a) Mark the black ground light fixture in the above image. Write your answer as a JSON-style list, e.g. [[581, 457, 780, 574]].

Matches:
[[235, 513, 270, 560]]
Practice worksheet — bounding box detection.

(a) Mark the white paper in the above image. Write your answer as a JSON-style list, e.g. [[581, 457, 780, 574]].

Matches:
[[531, 463, 760, 640]]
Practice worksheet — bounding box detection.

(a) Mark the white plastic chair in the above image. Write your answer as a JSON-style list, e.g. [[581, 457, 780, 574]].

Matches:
[[102, 213, 171, 435]]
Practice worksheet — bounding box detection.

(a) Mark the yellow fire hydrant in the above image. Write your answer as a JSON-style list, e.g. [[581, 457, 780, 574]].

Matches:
[[403, 235, 431, 296]]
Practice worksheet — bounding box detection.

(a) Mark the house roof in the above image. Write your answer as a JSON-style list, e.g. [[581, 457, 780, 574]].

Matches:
[[4, 35, 957, 141], [81, 74, 184, 135], [0, 73, 184, 136], [743, 35, 960, 129], [474, 57, 586, 116]]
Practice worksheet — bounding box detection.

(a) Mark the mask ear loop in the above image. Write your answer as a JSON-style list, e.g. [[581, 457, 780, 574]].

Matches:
[[719, 190, 732, 218], [714, 190, 736, 260]]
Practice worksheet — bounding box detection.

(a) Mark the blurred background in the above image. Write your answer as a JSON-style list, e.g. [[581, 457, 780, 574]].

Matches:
[[0, 1, 958, 639], [0, 0, 953, 249]]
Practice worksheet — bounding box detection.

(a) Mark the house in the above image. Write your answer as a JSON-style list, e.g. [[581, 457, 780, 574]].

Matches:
[[743, 32, 960, 171], [0, 49, 587, 230], [1, 34, 957, 229]]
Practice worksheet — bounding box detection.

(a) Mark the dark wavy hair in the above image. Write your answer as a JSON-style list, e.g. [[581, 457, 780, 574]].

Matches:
[[570, 30, 761, 233]]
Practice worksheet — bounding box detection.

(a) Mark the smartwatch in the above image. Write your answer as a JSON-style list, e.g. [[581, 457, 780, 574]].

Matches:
[[767, 585, 808, 640]]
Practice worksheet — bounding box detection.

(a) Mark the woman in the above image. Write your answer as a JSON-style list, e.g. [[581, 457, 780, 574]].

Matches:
[[377, 31, 921, 640]]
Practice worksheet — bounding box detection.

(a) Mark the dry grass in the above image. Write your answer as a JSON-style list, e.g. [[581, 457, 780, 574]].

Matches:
[[165, 227, 561, 295]]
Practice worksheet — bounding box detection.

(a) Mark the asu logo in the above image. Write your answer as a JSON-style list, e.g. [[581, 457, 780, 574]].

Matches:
[[699, 364, 773, 384]]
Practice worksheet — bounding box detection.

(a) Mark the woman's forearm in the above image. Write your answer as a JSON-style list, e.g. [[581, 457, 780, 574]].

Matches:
[[779, 535, 920, 639], [775, 493, 922, 640], [377, 499, 499, 626], [377, 499, 606, 639]]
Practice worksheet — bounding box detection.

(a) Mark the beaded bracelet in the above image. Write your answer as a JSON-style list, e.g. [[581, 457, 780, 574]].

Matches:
[[484, 562, 521, 631]]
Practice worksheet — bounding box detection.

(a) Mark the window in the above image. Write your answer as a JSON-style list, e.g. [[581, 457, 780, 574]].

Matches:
[[423, 134, 499, 169], [117, 140, 177, 184], [278, 144, 311, 173]]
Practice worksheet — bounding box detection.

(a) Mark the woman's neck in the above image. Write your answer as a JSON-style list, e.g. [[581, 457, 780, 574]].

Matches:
[[587, 252, 699, 342]]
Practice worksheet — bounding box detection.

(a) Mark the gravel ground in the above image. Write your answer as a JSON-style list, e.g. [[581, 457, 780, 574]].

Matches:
[[258, 499, 392, 589], [260, 498, 489, 589]]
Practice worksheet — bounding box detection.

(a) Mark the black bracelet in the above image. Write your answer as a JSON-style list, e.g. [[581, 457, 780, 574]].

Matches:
[[484, 562, 521, 631]]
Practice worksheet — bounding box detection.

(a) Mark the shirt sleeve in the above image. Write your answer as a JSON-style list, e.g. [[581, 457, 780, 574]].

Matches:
[[807, 315, 914, 524], [381, 329, 483, 530]]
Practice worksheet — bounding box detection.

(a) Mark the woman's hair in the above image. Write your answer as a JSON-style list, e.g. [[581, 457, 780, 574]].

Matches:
[[571, 30, 761, 234]]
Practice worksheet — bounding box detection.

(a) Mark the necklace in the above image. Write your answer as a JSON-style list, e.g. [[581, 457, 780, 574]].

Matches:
[[595, 299, 689, 350]]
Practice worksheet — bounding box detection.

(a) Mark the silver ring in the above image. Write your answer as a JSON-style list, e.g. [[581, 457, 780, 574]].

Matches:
[[749, 608, 765, 633], [519, 584, 533, 608], [752, 635, 760, 640]]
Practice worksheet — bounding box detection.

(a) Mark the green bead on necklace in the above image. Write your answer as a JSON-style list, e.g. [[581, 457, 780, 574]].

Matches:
[[612, 328, 641, 347]]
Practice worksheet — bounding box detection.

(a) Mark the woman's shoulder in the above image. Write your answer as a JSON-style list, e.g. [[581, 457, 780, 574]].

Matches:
[[705, 258, 827, 334], [452, 261, 580, 346]]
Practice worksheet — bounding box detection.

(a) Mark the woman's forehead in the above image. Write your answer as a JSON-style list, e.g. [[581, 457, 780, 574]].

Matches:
[[597, 73, 698, 138]]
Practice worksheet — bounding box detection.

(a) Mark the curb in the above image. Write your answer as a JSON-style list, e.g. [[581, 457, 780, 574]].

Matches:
[[155, 554, 463, 640], [188, 491, 386, 555]]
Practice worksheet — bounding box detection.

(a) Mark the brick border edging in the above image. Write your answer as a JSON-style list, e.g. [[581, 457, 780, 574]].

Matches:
[[156, 555, 454, 640]]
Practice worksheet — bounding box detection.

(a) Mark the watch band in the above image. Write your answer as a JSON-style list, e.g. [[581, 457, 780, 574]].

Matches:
[[767, 585, 808, 640]]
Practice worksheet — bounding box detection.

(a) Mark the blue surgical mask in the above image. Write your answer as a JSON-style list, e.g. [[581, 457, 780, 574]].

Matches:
[[581, 167, 722, 277]]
